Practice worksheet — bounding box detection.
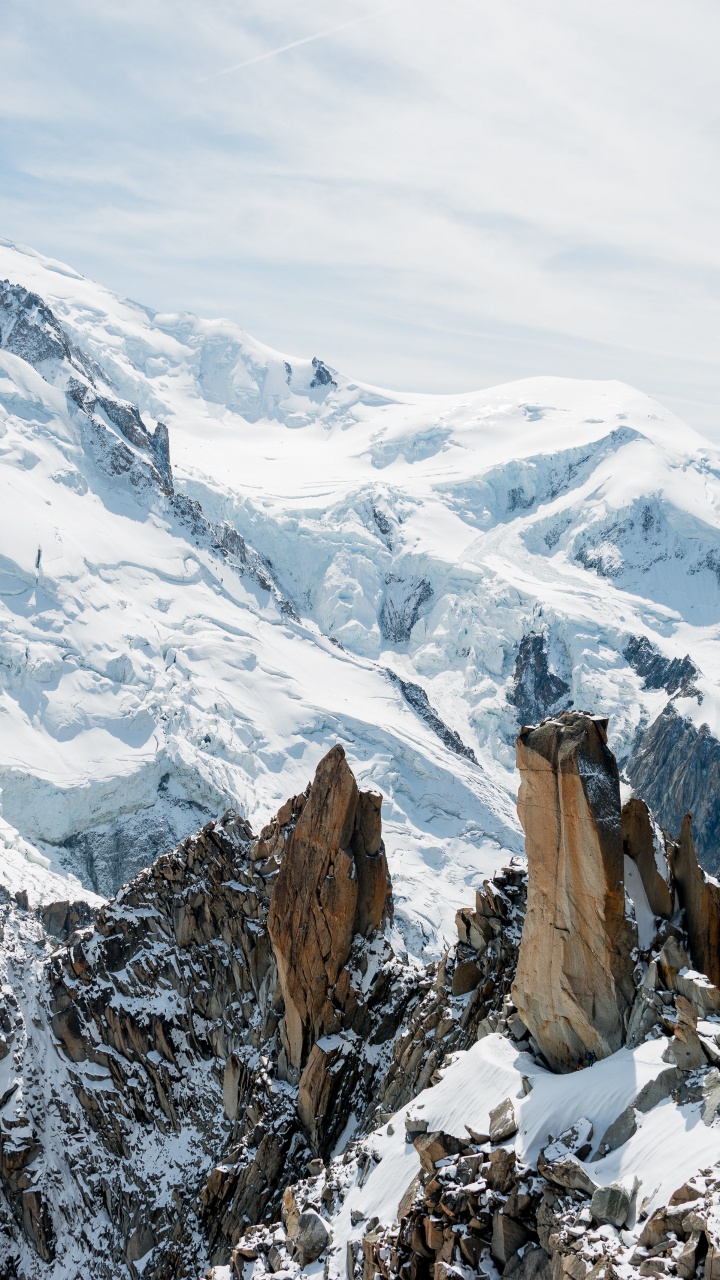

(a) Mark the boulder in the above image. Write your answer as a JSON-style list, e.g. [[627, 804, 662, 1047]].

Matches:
[[512, 712, 637, 1071], [268, 745, 391, 1075], [491, 1210, 528, 1264], [288, 1208, 331, 1265], [622, 797, 674, 918], [504, 1244, 553, 1280], [413, 1131, 464, 1175], [489, 1097, 518, 1143], [595, 1105, 637, 1157], [591, 1181, 633, 1228], [668, 816, 720, 988]]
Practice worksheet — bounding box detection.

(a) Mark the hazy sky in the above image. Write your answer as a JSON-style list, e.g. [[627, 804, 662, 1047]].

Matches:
[[2, 1, 719, 437]]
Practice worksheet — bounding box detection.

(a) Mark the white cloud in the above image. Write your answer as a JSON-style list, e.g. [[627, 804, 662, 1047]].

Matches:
[[0, 0, 719, 437]]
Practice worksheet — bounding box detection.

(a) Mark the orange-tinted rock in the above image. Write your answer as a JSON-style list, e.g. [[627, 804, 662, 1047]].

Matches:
[[268, 745, 390, 1076], [622, 797, 674, 918], [512, 712, 636, 1072], [668, 814, 720, 988]]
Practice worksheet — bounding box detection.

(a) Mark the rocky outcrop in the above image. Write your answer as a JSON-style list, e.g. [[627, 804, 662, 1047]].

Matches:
[[624, 635, 699, 697], [622, 796, 674, 918], [512, 712, 637, 1071], [627, 704, 720, 875], [668, 815, 720, 988], [508, 632, 570, 726], [268, 745, 391, 1078], [379, 574, 433, 643], [386, 671, 477, 763]]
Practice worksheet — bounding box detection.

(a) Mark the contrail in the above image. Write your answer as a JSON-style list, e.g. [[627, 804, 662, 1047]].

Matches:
[[202, 6, 393, 82]]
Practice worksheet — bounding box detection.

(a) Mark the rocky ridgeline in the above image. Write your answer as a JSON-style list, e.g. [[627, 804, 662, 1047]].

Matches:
[[0, 745, 524, 1277], [6, 714, 720, 1278], [0, 279, 294, 628]]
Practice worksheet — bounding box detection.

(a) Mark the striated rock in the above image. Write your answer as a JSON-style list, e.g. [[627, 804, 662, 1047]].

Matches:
[[268, 745, 390, 1077], [591, 1181, 633, 1228], [667, 815, 720, 988], [512, 712, 637, 1071], [622, 798, 674, 918]]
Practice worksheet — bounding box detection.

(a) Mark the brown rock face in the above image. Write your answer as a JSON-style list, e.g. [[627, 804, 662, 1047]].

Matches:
[[668, 814, 720, 988], [511, 712, 636, 1071], [622, 797, 674, 918], [268, 744, 391, 1076]]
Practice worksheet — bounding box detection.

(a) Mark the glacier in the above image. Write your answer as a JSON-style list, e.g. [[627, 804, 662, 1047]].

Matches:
[[1, 236, 720, 952]]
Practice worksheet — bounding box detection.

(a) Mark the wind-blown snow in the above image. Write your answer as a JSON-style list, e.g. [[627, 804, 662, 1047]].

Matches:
[[1, 237, 720, 953]]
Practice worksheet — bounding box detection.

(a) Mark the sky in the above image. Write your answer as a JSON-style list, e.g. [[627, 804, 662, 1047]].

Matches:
[[1, 0, 719, 438]]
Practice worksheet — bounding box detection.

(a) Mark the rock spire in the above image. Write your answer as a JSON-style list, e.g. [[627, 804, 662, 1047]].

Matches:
[[267, 744, 391, 1078], [512, 711, 636, 1071]]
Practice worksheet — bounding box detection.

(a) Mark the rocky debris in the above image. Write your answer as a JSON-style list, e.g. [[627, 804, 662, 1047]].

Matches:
[[512, 712, 637, 1071], [538, 1124, 597, 1196], [667, 815, 720, 988], [386, 670, 478, 763], [508, 632, 571, 726], [622, 798, 674, 918], [9, 713, 720, 1278], [353, 1090, 720, 1280], [627, 704, 720, 876], [268, 745, 391, 1078], [378, 860, 528, 1118], [624, 636, 699, 698], [2, 748, 424, 1275]]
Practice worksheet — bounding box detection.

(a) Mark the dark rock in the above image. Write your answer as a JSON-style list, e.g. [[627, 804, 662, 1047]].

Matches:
[[624, 636, 699, 697], [504, 1244, 553, 1280], [627, 705, 720, 875], [310, 357, 337, 389], [591, 1182, 632, 1228], [379, 575, 433, 643], [288, 1209, 331, 1264], [386, 670, 477, 762], [508, 633, 570, 726]]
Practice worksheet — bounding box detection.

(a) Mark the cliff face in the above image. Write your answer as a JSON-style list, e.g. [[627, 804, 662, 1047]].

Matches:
[[268, 745, 390, 1079], [668, 814, 720, 989], [512, 712, 637, 1071]]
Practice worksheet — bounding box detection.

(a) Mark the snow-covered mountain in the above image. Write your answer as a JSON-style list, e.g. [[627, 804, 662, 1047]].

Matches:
[[1, 237, 720, 947], [5, 240, 720, 1280]]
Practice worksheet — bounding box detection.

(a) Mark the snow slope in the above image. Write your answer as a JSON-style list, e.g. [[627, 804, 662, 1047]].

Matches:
[[1, 237, 720, 950], [324, 1033, 720, 1279]]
